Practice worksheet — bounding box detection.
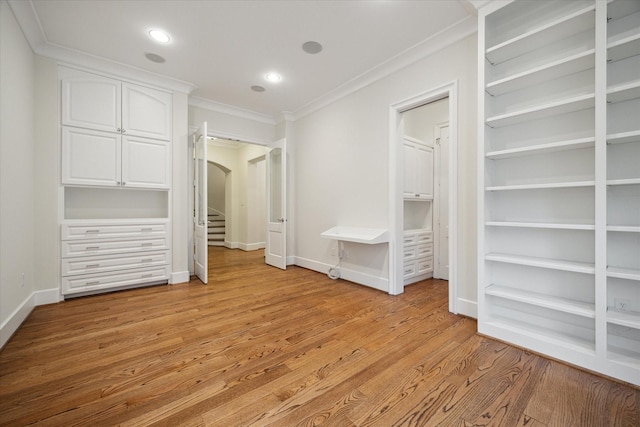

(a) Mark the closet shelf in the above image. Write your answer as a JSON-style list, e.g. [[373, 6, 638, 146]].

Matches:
[[486, 50, 595, 96], [607, 179, 640, 186], [607, 31, 640, 63], [486, 284, 595, 318], [486, 221, 595, 230], [607, 80, 640, 104], [485, 5, 595, 65], [607, 348, 640, 370], [485, 181, 595, 191], [485, 137, 595, 160], [607, 226, 640, 233], [485, 94, 595, 128], [485, 252, 595, 274], [607, 266, 640, 282], [607, 130, 640, 145], [608, 309, 640, 330]]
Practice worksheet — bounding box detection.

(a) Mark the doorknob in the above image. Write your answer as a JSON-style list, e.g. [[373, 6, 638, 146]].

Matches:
[[279, 218, 286, 223]]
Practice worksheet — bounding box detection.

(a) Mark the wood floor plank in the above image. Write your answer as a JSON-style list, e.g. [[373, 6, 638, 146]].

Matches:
[[0, 247, 638, 426]]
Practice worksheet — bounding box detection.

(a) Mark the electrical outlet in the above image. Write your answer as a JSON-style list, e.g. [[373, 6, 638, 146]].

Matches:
[[615, 298, 632, 312]]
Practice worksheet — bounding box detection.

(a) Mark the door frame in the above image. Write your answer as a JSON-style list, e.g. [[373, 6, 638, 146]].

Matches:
[[433, 121, 449, 280], [388, 81, 459, 314]]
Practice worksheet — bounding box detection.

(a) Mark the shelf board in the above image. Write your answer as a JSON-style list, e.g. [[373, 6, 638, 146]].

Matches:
[[607, 31, 640, 63], [607, 80, 640, 103], [486, 284, 595, 318], [486, 5, 595, 65], [607, 266, 640, 281], [320, 226, 388, 244], [486, 50, 595, 96], [485, 181, 595, 191], [607, 347, 640, 369], [608, 0, 640, 22], [486, 221, 595, 231], [607, 308, 640, 330], [486, 94, 595, 128], [607, 178, 640, 186], [486, 137, 595, 160], [607, 130, 640, 145], [607, 225, 640, 233], [485, 252, 595, 274]]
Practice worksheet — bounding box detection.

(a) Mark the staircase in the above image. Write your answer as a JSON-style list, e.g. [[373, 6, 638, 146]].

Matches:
[[208, 211, 226, 246]]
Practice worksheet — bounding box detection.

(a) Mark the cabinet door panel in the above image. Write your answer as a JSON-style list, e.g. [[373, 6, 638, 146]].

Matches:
[[122, 84, 172, 140], [61, 68, 121, 132], [403, 142, 416, 197], [61, 128, 121, 187], [416, 145, 434, 199], [121, 136, 170, 189]]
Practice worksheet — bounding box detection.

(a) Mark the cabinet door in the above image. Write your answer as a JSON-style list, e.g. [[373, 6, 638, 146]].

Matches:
[[403, 141, 417, 198], [60, 67, 121, 133], [121, 136, 170, 189], [122, 83, 172, 141], [61, 127, 121, 187], [416, 145, 434, 199]]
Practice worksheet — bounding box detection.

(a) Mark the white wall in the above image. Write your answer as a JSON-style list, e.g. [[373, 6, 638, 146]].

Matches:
[[207, 163, 226, 213], [404, 97, 449, 143], [0, 0, 36, 346], [292, 34, 478, 312]]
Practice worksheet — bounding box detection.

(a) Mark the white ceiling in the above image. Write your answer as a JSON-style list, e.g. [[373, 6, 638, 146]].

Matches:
[[16, 0, 479, 120]]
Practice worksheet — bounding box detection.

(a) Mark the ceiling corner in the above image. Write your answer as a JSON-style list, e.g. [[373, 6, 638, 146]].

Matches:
[[7, 0, 48, 53]]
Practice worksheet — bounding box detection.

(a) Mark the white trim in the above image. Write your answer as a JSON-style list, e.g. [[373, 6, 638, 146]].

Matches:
[[292, 16, 476, 121], [389, 81, 459, 314], [238, 242, 266, 251], [189, 96, 276, 125], [294, 257, 389, 292], [225, 241, 239, 249], [0, 288, 60, 350], [169, 271, 190, 284], [456, 298, 478, 318]]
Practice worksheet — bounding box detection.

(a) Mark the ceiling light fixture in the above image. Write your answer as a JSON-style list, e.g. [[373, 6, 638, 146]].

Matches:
[[149, 29, 171, 43], [265, 72, 281, 83]]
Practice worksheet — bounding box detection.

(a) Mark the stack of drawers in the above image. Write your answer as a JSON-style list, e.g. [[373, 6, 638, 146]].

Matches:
[[403, 229, 434, 284], [61, 220, 170, 296]]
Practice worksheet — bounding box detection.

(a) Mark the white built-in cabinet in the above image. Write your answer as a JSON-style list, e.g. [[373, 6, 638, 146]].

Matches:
[[59, 66, 173, 297], [478, 0, 639, 386], [403, 136, 434, 284]]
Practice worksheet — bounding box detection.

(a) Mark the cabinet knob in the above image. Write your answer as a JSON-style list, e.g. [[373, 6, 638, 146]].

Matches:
[[117, 128, 121, 132], [121, 129, 126, 133]]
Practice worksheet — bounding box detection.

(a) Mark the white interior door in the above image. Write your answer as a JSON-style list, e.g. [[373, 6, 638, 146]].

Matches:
[[266, 138, 287, 269], [194, 122, 208, 283], [434, 124, 449, 280]]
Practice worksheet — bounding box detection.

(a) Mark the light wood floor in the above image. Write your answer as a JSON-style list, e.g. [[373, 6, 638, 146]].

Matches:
[[1, 248, 638, 426]]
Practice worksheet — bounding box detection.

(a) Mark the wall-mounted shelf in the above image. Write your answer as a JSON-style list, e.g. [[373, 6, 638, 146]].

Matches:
[[607, 80, 640, 103], [321, 226, 388, 244], [485, 94, 595, 128], [486, 252, 595, 274], [607, 130, 640, 145], [486, 284, 595, 318], [608, 309, 640, 330], [486, 137, 595, 160], [486, 221, 595, 231], [485, 181, 595, 192], [607, 266, 640, 282]]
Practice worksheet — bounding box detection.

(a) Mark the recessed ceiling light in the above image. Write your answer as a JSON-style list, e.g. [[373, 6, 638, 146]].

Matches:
[[302, 41, 323, 54], [149, 29, 171, 43], [145, 52, 166, 63], [251, 85, 266, 92], [265, 73, 281, 83]]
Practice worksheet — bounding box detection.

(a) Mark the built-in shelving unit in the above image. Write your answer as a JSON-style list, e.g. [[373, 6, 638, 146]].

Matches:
[[479, 0, 639, 387]]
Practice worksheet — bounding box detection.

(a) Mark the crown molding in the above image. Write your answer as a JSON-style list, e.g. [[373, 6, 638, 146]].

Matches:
[[7, 0, 197, 94], [189, 96, 276, 126], [290, 15, 477, 121]]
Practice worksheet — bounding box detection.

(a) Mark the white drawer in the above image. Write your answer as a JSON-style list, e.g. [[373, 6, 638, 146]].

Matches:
[[416, 232, 433, 245], [416, 243, 433, 258], [403, 261, 416, 279], [62, 266, 169, 294], [62, 222, 167, 241], [403, 245, 417, 261], [62, 237, 169, 258], [61, 251, 169, 276], [403, 233, 417, 246], [417, 257, 434, 275]]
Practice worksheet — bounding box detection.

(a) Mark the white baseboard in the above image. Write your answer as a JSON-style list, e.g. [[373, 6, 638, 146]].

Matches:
[[456, 298, 477, 319], [238, 242, 266, 251], [224, 241, 239, 249], [293, 256, 389, 292], [170, 271, 190, 284], [0, 287, 60, 350]]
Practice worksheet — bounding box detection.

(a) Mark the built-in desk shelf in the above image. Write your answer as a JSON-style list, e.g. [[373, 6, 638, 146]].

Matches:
[[321, 226, 388, 244]]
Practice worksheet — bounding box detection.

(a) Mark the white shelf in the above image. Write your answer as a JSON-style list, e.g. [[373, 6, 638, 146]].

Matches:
[[486, 5, 595, 65], [607, 347, 640, 369], [607, 266, 640, 281], [486, 50, 595, 96], [486, 221, 595, 231], [485, 252, 595, 274], [486, 137, 595, 160], [608, 309, 640, 330], [607, 178, 640, 186], [607, 80, 640, 103], [486, 284, 595, 318], [486, 94, 595, 128], [607, 31, 640, 63], [607, 225, 640, 233], [485, 181, 595, 191], [607, 130, 640, 145], [320, 226, 388, 244]]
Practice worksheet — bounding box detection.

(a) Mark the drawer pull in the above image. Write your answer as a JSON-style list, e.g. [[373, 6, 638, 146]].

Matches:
[[86, 281, 100, 285], [141, 228, 153, 232], [86, 264, 100, 268], [141, 273, 153, 278], [85, 246, 100, 250], [85, 229, 99, 234], [141, 242, 153, 247], [404, 269, 412, 274], [141, 258, 153, 263]]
